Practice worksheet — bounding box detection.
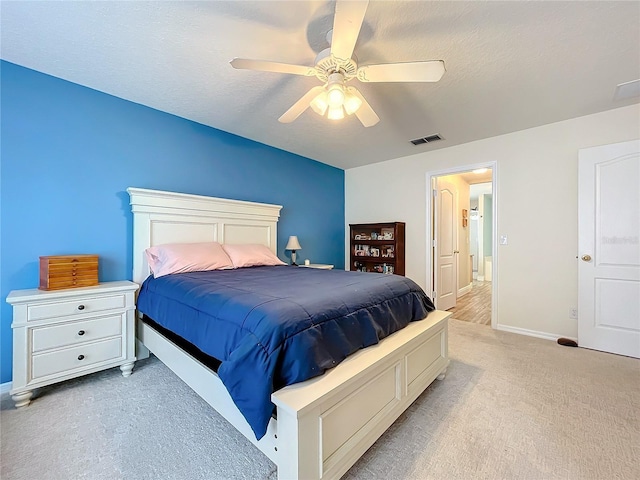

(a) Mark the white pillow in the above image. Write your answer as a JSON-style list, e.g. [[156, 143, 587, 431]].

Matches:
[[222, 244, 286, 268], [145, 242, 233, 277]]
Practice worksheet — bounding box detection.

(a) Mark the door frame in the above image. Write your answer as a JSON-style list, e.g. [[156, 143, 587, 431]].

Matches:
[[425, 161, 498, 329]]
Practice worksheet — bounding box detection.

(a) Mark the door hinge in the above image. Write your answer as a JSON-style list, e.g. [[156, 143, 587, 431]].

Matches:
[[432, 291, 437, 298], [432, 239, 437, 248], [433, 189, 437, 197]]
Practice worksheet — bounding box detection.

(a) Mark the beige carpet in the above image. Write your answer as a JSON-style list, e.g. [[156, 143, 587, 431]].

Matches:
[[2, 319, 639, 480]]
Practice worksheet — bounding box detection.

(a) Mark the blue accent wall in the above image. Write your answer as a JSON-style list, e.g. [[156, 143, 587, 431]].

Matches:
[[0, 61, 345, 384]]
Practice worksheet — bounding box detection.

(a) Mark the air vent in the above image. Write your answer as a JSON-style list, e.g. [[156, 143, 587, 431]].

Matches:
[[410, 134, 443, 146], [614, 79, 640, 101]]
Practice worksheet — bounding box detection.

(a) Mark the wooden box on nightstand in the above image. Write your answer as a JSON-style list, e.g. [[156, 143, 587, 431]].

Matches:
[[6, 281, 139, 408], [39, 254, 99, 291]]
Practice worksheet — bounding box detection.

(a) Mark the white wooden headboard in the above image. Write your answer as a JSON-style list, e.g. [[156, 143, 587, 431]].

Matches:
[[127, 187, 283, 285]]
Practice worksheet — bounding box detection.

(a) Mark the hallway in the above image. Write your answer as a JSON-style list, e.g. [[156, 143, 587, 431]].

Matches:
[[447, 280, 491, 325]]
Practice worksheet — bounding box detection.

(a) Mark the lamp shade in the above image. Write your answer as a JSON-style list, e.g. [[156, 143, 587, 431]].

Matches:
[[285, 236, 302, 251]]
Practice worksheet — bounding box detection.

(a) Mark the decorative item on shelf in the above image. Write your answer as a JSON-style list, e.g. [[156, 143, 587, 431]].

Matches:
[[353, 261, 367, 272], [381, 227, 394, 240], [285, 236, 302, 266], [462, 209, 468, 227]]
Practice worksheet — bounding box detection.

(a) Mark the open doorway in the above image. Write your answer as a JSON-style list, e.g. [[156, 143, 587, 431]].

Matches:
[[427, 165, 496, 327]]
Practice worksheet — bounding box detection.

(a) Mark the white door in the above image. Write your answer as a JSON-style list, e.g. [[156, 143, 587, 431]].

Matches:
[[434, 178, 458, 310], [578, 139, 640, 358]]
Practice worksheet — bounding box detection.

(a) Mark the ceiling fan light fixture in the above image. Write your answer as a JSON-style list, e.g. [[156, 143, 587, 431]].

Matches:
[[327, 105, 345, 120], [310, 90, 329, 115], [327, 83, 345, 108], [343, 89, 363, 115]]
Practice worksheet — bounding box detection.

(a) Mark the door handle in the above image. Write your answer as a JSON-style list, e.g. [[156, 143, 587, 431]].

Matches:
[[454, 250, 459, 254], [581, 254, 592, 262]]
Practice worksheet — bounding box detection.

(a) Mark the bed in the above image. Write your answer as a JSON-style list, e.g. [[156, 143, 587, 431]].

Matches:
[[128, 187, 450, 480]]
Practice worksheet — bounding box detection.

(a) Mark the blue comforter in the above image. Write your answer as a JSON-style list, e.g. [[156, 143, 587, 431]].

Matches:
[[136, 266, 435, 439]]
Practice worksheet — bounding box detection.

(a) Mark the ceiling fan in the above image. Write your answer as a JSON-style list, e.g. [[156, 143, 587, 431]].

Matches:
[[230, 0, 445, 127]]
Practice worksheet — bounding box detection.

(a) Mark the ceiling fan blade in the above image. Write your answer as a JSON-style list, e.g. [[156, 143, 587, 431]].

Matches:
[[357, 60, 446, 83], [348, 87, 379, 127], [330, 0, 369, 61], [278, 86, 326, 123], [230, 58, 317, 77]]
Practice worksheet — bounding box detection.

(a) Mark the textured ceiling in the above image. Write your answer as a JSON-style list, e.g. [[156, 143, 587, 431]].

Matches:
[[2, 1, 639, 170]]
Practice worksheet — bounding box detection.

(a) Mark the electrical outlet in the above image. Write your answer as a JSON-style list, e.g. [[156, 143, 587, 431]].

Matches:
[[569, 308, 578, 319]]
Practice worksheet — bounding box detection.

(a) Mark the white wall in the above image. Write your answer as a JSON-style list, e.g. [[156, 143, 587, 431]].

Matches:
[[345, 104, 640, 340]]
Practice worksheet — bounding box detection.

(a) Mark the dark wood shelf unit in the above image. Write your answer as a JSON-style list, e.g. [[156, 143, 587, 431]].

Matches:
[[349, 222, 405, 276]]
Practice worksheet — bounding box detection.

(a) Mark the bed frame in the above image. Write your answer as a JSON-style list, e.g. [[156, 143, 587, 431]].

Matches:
[[128, 187, 450, 480]]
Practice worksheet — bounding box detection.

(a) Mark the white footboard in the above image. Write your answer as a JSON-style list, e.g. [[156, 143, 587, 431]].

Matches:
[[138, 310, 449, 480], [272, 310, 450, 480]]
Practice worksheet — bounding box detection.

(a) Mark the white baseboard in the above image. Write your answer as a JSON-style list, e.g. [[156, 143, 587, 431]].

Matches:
[[496, 324, 577, 343], [1, 381, 12, 395], [458, 284, 472, 297]]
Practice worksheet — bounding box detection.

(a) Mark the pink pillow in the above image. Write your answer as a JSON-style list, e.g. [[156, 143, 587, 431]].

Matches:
[[222, 244, 286, 268], [145, 242, 233, 277]]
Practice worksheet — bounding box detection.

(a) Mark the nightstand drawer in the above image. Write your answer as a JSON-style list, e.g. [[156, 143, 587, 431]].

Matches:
[[32, 337, 123, 380], [27, 294, 126, 321], [31, 314, 123, 353]]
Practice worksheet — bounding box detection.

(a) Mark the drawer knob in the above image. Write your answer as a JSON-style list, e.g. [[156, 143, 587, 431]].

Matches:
[[77, 305, 85, 311], [77, 354, 85, 361], [78, 330, 85, 336]]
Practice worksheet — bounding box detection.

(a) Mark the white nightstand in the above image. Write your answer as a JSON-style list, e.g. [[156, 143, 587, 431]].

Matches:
[[6, 280, 139, 408], [299, 264, 334, 270]]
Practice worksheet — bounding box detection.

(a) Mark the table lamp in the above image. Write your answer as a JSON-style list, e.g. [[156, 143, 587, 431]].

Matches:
[[285, 236, 302, 266]]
